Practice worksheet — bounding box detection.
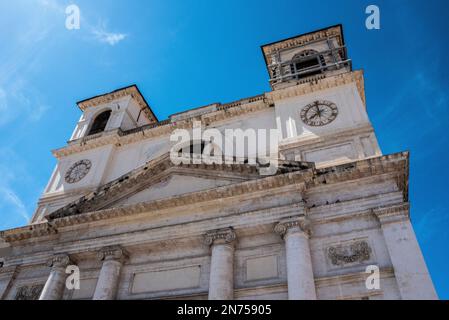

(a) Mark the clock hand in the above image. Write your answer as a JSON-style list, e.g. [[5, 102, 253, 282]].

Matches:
[[308, 112, 319, 120]]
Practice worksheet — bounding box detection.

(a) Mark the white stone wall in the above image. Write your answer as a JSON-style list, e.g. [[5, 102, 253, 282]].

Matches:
[[1, 165, 437, 300]]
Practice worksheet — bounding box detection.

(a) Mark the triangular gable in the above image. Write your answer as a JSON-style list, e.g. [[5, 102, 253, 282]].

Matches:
[[115, 173, 236, 207], [47, 153, 263, 219]]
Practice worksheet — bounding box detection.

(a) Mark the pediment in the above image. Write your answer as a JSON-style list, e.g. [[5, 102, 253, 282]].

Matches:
[[47, 151, 314, 220], [114, 173, 236, 207], [47, 153, 261, 219]]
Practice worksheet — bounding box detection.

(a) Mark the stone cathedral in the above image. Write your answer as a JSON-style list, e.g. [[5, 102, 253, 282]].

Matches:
[[0, 25, 437, 300]]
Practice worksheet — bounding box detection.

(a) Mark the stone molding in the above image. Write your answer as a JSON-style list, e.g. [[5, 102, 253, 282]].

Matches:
[[274, 216, 311, 238], [97, 245, 129, 263], [52, 70, 364, 159], [372, 203, 410, 225], [0, 152, 409, 243], [203, 228, 236, 246], [77, 85, 158, 124], [54, 97, 269, 159], [261, 25, 343, 64], [0, 223, 57, 242], [268, 70, 366, 107], [46, 153, 313, 221], [278, 123, 374, 151]]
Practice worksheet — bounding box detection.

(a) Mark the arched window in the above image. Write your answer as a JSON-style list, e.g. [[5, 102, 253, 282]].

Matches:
[[290, 50, 325, 79], [88, 110, 111, 135]]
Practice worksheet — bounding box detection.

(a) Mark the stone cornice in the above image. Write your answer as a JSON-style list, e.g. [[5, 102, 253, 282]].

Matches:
[[48, 167, 313, 223], [0, 265, 17, 277], [278, 123, 374, 151], [52, 97, 270, 159], [267, 70, 366, 107], [0, 152, 409, 243], [52, 70, 364, 159], [309, 152, 409, 197], [261, 25, 343, 65], [0, 222, 57, 242], [372, 203, 410, 224], [77, 85, 158, 124], [47, 152, 281, 220]]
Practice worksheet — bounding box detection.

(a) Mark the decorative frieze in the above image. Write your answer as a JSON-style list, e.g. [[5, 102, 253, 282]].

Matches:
[[76, 85, 158, 124], [261, 25, 343, 63], [268, 70, 366, 107], [15, 284, 44, 300], [0, 222, 56, 242], [54, 96, 270, 159], [327, 241, 372, 266], [0, 152, 409, 243], [373, 203, 410, 224]]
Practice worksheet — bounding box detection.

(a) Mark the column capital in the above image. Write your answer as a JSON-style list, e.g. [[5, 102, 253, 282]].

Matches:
[[274, 216, 311, 239], [204, 228, 236, 246], [372, 203, 410, 225], [47, 254, 72, 269], [97, 245, 128, 263]]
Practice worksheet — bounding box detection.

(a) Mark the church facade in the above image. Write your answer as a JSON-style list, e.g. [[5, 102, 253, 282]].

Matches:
[[0, 25, 437, 300]]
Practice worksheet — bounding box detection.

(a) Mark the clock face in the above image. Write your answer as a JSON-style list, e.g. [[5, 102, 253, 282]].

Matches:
[[65, 159, 92, 184], [300, 100, 338, 126]]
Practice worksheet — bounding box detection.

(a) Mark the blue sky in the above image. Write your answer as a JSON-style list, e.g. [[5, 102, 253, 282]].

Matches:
[[0, 0, 448, 298]]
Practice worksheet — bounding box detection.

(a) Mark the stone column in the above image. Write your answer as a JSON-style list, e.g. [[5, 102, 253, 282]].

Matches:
[[204, 228, 236, 300], [374, 205, 438, 300], [93, 246, 128, 300], [275, 217, 316, 300], [39, 254, 72, 300]]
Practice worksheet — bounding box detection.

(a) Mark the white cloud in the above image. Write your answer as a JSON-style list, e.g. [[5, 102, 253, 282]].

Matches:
[[36, 0, 129, 46], [0, 149, 34, 226], [0, 187, 30, 223], [92, 28, 127, 46]]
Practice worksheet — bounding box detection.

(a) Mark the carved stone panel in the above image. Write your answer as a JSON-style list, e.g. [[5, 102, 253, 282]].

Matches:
[[14, 284, 44, 300], [326, 240, 372, 267]]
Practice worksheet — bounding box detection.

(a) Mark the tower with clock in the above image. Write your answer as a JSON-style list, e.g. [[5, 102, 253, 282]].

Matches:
[[0, 25, 437, 300], [261, 27, 381, 165]]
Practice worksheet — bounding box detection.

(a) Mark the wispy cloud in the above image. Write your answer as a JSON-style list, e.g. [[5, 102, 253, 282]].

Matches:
[[0, 187, 30, 223], [0, 148, 35, 228], [92, 26, 127, 46], [37, 0, 128, 46]]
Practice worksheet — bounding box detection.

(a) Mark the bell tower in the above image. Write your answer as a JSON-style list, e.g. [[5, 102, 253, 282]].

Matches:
[[70, 85, 158, 141], [262, 25, 381, 167], [31, 85, 158, 223], [262, 24, 351, 91]]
